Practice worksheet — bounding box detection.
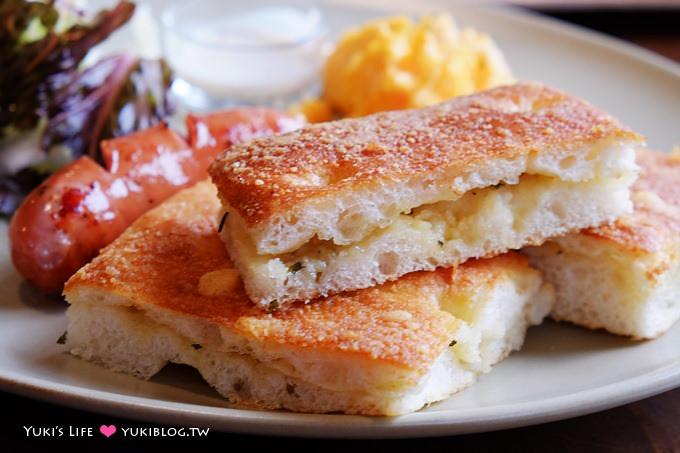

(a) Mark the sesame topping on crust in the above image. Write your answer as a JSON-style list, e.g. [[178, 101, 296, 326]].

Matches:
[[209, 82, 642, 226], [64, 181, 529, 375], [583, 149, 680, 253]]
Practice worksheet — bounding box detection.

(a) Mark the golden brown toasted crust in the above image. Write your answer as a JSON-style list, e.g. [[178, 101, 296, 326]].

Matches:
[[209, 82, 643, 227], [583, 149, 680, 254], [66, 181, 527, 374], [635, 148, 680, 208]]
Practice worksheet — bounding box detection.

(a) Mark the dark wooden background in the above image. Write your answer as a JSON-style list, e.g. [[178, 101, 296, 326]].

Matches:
[[2, 7, 679, 452]]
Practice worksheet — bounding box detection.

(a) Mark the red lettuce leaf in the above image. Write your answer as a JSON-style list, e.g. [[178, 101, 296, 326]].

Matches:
[[0, 0, 135, 136]]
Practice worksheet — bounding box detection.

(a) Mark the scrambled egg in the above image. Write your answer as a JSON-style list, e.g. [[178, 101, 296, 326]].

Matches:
[[294, 14, 514, 122]]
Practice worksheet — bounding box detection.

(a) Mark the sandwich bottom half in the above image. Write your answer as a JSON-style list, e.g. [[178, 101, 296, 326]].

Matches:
[[525, 149, 680, 340], [64, 181, 554, 416]]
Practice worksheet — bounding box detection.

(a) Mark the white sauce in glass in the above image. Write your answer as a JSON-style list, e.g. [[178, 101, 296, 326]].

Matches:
[[163, 5, 327, 101]]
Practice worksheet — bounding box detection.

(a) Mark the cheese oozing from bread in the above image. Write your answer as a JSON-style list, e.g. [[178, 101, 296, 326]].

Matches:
[[210, 82, 642, 308], [64, 181, 553, 415], [525, 149, 680, 339]]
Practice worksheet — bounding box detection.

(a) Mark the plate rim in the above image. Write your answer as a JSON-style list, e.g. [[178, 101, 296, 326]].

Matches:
[[1, 2, 680, 438], [1, 355, 679, 438]]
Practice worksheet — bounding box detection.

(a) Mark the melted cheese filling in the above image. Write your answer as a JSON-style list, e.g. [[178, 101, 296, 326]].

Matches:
[[232, 174, 619, 284]]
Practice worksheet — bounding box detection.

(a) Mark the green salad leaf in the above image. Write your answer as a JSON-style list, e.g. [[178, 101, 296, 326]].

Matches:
[[0, 0, 136, 136], [0, 1, 176, 216]]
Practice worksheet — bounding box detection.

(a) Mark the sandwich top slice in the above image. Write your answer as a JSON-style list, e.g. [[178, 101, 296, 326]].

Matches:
[[525, 149, 680, 339], [64, 181, 553, 416], [210, 82, 642, 309]]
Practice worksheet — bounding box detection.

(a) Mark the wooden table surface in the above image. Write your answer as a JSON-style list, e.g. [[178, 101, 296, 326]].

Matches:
[[2, 7, 679, 451]]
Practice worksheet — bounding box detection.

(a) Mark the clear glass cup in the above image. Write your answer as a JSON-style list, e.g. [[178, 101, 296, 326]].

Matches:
[[161, 0, 328, 111]]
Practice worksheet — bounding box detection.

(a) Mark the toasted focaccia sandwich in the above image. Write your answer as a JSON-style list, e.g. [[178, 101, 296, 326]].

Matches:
[[525, 149, 680, 340], [209, 82, 642, 309], [64, 181, 553, 416]]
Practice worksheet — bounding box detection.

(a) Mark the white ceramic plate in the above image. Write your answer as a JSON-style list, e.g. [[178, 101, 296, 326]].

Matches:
[[1, 0, 679, 439]]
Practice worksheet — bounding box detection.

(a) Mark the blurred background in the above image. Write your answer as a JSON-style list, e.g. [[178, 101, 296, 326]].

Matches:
[[516, 0, 680, 62]]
